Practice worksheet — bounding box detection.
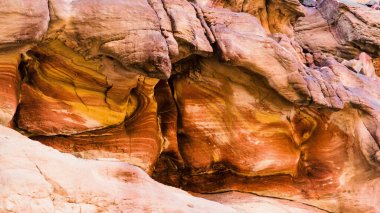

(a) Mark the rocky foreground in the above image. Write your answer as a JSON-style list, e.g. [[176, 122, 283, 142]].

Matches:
[[0, 0, 380, 212], [0, 125, 327, 212]]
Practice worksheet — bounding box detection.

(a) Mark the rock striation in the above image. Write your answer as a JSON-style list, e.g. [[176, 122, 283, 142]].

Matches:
[[0, 125, 329, 212], [0, 0, 380, 212]]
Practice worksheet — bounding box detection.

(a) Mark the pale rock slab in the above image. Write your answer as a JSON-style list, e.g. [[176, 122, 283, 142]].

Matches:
[[0, 125, 330, 212]]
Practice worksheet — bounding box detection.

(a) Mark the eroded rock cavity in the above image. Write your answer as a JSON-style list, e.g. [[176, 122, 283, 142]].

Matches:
[[1, 0, 380, 212]]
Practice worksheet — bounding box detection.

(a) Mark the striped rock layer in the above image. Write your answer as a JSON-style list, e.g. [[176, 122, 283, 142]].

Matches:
[[0, 0, 380, 212]]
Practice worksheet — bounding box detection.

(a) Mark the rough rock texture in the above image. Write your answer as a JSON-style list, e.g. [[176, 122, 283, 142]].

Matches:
[[203, 7, 312, 104], [0, 0, 49, 126], [1, 0, 380, 212], [301, 0, 317, 7], [318, 0, 380, 56], [161, 0, 214, 61], [47, 0, 172, 79], [31, 76, 162, 173], [0, 0, 49, 49], [342, 52, 376, 77], [195, 0, 271, 31], [375, 57, 380, 75], [266, 0, 305, 36], [0, 125, 328, 212], [155, 57, 380, 211], [17, 41, 141, 135], [295, 7, 361, 60], [295, 1, 380, 61], [196, 0, 305, 36]]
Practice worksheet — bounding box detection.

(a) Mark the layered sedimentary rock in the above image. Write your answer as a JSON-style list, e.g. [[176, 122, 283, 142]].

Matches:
[[161, 0, 214, 61], [17, 41, 140, 135], [1, 125, 329, 212], [154, 56, 380, 211], [342, 52, 376, 77], [196, 0, 305, 36], [172, 59, 302, 177], [318, 0, 380, 56], [32, 76, 161, 173], [1, 0, 380, 212], [0, 0, 49, 49], [295, 7, 361, 60], [295, 1, 380, 63], [155, 80, 184, 163], [0, 53, 20, 126], [196, 0, 271, 32], [375, 57, 380, 75], [266, 0, 305, 36], [202, 7, 312, 104], [47, 0, 172, 79], [0, 0, 49, 126]]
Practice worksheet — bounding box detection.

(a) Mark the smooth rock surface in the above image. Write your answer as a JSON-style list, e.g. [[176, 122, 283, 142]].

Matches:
[[31, 77, 162, 174], [17, 41, 141, 135], [154, 57, 380, 211], [0, 53, 20, 126], [0, 0, 379, 212], [0, 125, 327, 212]]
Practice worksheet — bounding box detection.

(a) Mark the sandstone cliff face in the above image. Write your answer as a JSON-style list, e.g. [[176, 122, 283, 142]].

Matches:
[[0, 126, 329, 212], [0, 0, 380, 212]]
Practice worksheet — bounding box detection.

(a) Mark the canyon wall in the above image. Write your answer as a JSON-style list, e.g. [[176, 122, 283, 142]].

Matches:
[[0, 0, 380, 212]]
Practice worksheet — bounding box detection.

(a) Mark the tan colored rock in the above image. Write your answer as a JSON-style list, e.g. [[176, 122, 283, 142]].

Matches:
[[147, 0, 179, 59], [0, 0, 49, 126], [0, 125, 236, 212], [202, 7, 311, 104], [342, 52, 376, 77], [305, 53, 314, 65], [196, 0, 271, 32], [295, 7, 361, 60], [161, 0, 213, 62], [196, 192, 327, 213], [196, 0, 305, 36], [0, 0, 49, 49], [318, 0, 380, 56], [1, 125, 333, 213], [202, 7, 347, 108], [296, 0, 380, 62], [47, 0, 172, 79], [0, 1, 380, 212], [266, 0, 305, 36]]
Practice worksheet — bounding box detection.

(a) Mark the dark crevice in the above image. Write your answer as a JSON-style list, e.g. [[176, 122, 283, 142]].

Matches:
[[194, 190, 331, 213], [146, 0, 173, 58], [190, 2, 216, 44], [11, 54, 32, 133], [152, 56, 205, 186]]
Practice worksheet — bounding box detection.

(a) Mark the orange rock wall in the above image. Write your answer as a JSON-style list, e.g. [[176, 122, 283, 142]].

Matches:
[[1, 0, 380, 212]]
